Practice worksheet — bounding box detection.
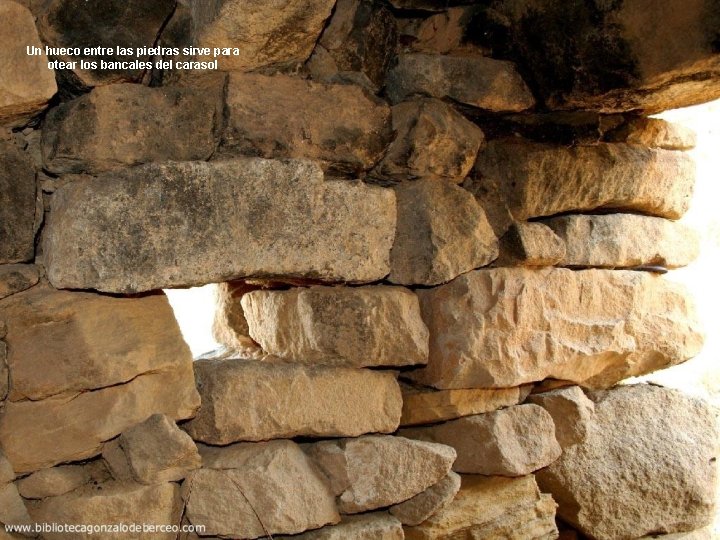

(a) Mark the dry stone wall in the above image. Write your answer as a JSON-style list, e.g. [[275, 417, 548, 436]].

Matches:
[[1, 0, 719, 538]]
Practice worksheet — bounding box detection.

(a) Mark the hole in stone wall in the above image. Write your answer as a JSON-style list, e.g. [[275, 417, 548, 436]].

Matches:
[[164, 284, 220, 358]]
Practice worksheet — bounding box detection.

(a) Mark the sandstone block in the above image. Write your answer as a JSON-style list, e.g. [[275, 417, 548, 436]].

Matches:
[[605, 117, 697, 150], [212, 281, 262, 356], [0, 265, 39, 300], [184, 359, 402, 444], [389, 179, 498, 286], [403, 475, 558, 539], [389, 471, 461, 526], [0, 450, 13, 484], [0, 483, 32, 531], [17, 461, 110, 499], [0, 137, 37, 264], [409, 268, 703, 389], [401, 404, 561, 475], [185, 440, 339, 538], [373, 99, 485, 183], [241, 285, 428, 367], [543, 213, 700, 269], [399, 7, 475, 54], [44, 159, 396, 293], [528, 386, 595, 448], [496, 222, 566, 267], [400, 383, 531, 427], [386, 53, 535, 112], [223, 74, 392, 173], [305, 435, 456, 514], [277, 513, 404, 539], [0, 1, 57, 126], [537, 384, 719, 539], [470, 139, 695, 220], [42, 79, 224, 174]]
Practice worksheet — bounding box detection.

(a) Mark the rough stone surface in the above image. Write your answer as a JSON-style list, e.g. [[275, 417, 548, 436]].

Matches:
[[372, 99, 485, 183], [543, 213, 700, 269], [482, 0, 720, 113], [389, 179, 498, 286], [185, 440, 339, 538], [470, 139, 696, 220], [37, 0, 175, 88], [386, 53, 535, 112], [400, 404, 561, 476], [400, 383, 531, 427], [28, 481, 181, 540], [241, 285, 428, 368], [117, 414, 201, 484], [0, 0, 57, 126], [306, 435, 456, 514], [277, 513, 404, 539], [0, 450, 13, 484], [0, 137, 37, 264], [399, 7, 476, 54], [0, 483, 32, 530], [496, 222, 566, 267], [403, 475, 559, 539], [17, 461, 110, 499], [528, 386, 595, 448], [44, 159, 396, 293], [212, 281, 263, 356], [605, 117, 697, 149], [389, 471, 461, 526], [0, 265, 39, 300], [184, 359, 402, 444], [42, 78, 225, 174], [409, 268, 703, 389], [537, 384, 719, 539], [223, 74, 392, 173]]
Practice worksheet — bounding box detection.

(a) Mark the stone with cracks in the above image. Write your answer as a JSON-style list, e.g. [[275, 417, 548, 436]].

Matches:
[[17, 461, 110, 499], [0, 137, 37, 264], [403, 475, 558, 539], [212, 281, 263, 356], [543, 213, 700, 269], [372, 99, 485, 183], [276, 513, 404, 539], [241, 285, 428, 368], [389, 179, 498, 286], [605, 117, 697, 150], [0, 0, 57, 126], [0, 265, 39, 300], [409, 268, 703, 389], [389, 471, 461, 526], [496, 222, 566, 267], [223, 74, 392, 174], [42, 78, 225, 175], [527, 386, 595, 448], [184, 440, 339, 539], [184, 359, 402, 445], [43, 159, 396, 293], [0, 484, 32, 531], [470, 139, 695, 220], [537, 384, 719, 539], [305, 435, 456, 514], [386, 53, 535, 112], [400, 404, 561, 476]]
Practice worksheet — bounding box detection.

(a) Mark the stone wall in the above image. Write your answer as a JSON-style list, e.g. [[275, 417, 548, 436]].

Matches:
[[1, 0, 719, 538]]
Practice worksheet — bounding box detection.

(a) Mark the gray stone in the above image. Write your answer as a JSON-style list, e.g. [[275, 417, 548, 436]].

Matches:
[[0, 137, 37, 264]]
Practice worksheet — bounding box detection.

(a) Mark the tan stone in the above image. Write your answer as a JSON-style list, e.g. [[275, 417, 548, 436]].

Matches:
[[223, 74, 392, 173], [373, 99, 485, 183], [44, 159, 396, 293], [0, 483, 32, 530], [606, 117, 697, 150], [528, 386, 595, 448], [400, 383, 531, 427], [497, 222, 566, 267], [184, 359, 402, 444], [390, 471, 461, 526], [400, 404, 561, 476], [470, 139, 696, 220], [277, 513, 404, 539], [543, 213, 700, 269], [386, 53, 535, 112], [306, 435, 456, 514], [388, 179, 497, 286], [0, 137, 37, 264], [409, 268, 703, 389], [117, 414, 201, 485], [28, 481, 181, 540], [241, 286, 428, 367], [185, 440, 339, 538], [0, 450, 13, 484], [537, 384, 719, 539], [212, 281, 262, 356], [17, 461, 110, 499], [101, 438, 133, 482], [0, 0, 57, 126], [0, 265, 39, 300], [403, 475, 559, 539], [399, 8, 473, 54], [42, 78, 225, 174]]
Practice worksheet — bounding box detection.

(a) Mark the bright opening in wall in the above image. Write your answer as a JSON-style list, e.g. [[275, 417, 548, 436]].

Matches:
[[164, 284, 220, 358]]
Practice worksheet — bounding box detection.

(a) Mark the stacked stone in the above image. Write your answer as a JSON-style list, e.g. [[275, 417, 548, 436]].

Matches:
[[1, 0, 719, 538]]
